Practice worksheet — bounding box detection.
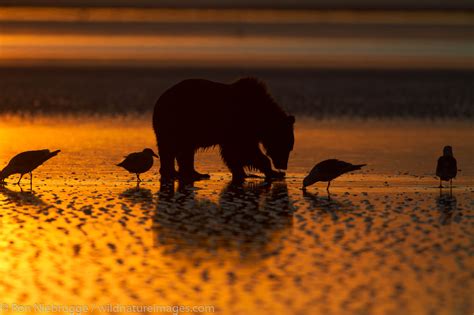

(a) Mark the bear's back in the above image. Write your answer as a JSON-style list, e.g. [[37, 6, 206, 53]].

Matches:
[[156, 79, 235, 111], [153, 78, 288, 150], [153, 79, 268, 132]]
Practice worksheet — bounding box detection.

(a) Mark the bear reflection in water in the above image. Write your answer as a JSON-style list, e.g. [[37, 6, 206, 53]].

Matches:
[[153, 180, 295, 258]]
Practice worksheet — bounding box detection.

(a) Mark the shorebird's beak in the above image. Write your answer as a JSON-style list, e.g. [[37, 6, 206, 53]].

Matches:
[[152, 152, 159, 158]]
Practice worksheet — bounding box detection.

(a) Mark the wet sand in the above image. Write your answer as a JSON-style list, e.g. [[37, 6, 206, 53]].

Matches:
[[0, 116, 472, 315]]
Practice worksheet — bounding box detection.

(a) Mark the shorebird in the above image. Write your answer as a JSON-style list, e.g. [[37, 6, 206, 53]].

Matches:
[[303, 159, 366, 192], [0, 149, 60, 185], [436, 145, 457, 189], [117, 148, 158, 182]]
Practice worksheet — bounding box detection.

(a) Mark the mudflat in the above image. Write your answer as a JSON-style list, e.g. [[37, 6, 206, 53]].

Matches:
[[0, 116, 472, 315]]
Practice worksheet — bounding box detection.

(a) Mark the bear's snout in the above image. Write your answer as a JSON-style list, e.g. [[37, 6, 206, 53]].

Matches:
[[274, 158, 289, 170]]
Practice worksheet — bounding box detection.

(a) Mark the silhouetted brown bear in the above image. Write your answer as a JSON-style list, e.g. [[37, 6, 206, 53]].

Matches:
[[153, 77, 295, 182]]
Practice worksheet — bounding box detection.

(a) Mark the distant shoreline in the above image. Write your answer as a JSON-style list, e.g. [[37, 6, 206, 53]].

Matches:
[[0, 66, 472, 119], [1, 1, 473, 10]]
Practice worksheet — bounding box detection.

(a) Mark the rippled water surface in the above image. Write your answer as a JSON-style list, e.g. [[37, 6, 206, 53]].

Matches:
[[0, 116, 472, 315]]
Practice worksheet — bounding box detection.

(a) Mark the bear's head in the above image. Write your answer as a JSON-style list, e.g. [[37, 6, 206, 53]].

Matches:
[[234, 77, 295, 170], [262, 115, 295, 170]]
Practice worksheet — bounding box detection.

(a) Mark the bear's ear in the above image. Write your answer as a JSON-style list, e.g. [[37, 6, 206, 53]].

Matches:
[[287, 115, 295, 125]]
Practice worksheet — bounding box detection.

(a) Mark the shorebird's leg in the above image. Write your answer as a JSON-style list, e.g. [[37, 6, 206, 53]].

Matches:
[[326, 181, 331, 192], [30, 172, 33, 185], [136, 174, 141, 182], [17, 174, 24, 185], [439, 179, 443, 189]]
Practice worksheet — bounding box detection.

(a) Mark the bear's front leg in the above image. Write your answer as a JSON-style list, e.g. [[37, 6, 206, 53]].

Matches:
[[177, 149, 210, 181], [158, 142, 178, 181], [253, 149, 285, 180]]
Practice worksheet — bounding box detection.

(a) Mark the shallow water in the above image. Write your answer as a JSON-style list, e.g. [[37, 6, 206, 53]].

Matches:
[[0, 116, 472, 315]]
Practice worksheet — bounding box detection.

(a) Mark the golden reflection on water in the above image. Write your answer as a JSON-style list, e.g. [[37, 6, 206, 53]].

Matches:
[[0, 116, 472, 314]]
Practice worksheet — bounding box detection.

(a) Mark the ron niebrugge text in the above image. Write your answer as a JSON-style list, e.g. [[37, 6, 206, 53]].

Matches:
[[0, 303, 215, 314]]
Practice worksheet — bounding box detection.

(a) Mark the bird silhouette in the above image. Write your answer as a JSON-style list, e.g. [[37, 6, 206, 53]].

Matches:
[[117, 148, 158, 182], [0, 149, 60, 185], [303, 159, 366, 192], [436, 145, 457, 189]]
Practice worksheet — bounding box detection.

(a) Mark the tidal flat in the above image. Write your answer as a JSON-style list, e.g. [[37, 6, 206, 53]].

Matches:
[[0, 116, 472, 315]]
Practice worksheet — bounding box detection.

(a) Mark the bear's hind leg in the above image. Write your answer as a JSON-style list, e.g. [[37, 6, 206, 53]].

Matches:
[[220, 145, 247, 183], [177, 149, 210, 181], [193, 170, 211, 180], [229, 166, 247, 183]]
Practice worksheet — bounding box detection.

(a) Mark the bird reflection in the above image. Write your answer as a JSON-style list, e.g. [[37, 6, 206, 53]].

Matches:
[[0, 185, 48, 207], [436, 191, 458, 225], [119, 185, 153, 206], [153, 180, 294, 259], [302, 190, 350, 222]]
